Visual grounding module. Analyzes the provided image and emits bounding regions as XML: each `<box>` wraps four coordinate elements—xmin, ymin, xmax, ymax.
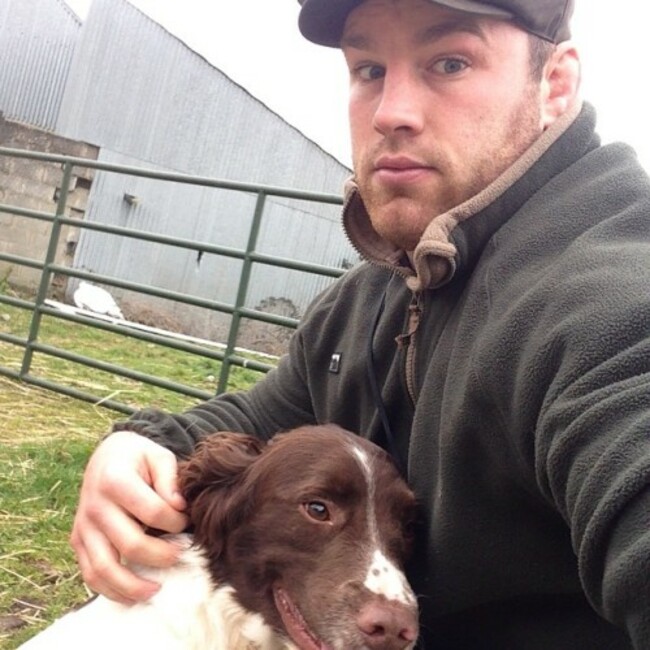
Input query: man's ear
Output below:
<box><xmin>540</xmin><ymin>41</ymin><xmax>581</xmax><ymax>128</ymax></box>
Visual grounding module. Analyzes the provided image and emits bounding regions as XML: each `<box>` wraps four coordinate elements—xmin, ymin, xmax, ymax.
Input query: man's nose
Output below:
<box><xmin>372</xmin><ymin>69</ymin><xmax>426</xmax><ymax>136</ymax></box>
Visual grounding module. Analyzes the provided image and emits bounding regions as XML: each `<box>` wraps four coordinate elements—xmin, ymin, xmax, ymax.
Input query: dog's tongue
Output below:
<box><xmin>273</xmin><ymin>586</ymin><xmax>331</xmax><ymax>650</ymax></box>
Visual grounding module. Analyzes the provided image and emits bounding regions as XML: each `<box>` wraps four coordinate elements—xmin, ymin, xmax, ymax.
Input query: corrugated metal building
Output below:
<box><xmin>56</xmin><ymin>0</ymin><xmax>348</xmax><ymax>188</ymax></box>
<box><xmin>0</xmin><ymin>0</ymin><xmax>355</xmax><ymax>343</ymax></box>
<box><xmin>0</xmin><ymin>0</ymin><xmax>80</xmax><ymax>130</ymax></box>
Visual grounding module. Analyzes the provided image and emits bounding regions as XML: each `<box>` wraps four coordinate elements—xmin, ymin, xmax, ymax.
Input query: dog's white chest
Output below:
<box><xmin>19</xmin><ymin>540</ymin><xmax>294</xmax><ymax>650</ymax></box>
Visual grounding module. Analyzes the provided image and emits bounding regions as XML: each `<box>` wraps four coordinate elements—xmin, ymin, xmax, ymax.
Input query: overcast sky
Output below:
<box><xmin>63</xmin><ymin>0</ymin><xmax>649</xmax><ymax>171</ymax></box>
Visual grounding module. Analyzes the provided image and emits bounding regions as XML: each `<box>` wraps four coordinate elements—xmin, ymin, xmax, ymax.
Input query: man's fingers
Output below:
<box><xmin>147</xmin><ymin>449</ymin><xmax>188</xmax><ymax>512</ymax></box>
<box><xmin>73</xmin><ymin>528</ymin><xmax>159</xmax><ymax>604</ymax></box>
<box><xmin>117</xmin><ymin>468</ymin><xmax>189</xmax><ymax>534</ymax></box>
<box><xmin>96</xmin><ymin>505</ymin><xmax>181</xmax><ymax>567</ymax></box>
<box><xmin>91</xmin><ymin>433</ymin><xmax>188</xmax><ymax>533</ymax></box>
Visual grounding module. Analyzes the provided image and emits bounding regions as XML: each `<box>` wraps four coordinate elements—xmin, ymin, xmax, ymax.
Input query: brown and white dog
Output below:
<box><xmin>20</xmin><ymin>424</ymin><xmax>419</xmax><ymax>650</ymax></box>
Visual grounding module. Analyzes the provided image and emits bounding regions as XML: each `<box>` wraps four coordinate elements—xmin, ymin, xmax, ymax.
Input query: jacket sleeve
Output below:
<box><xmin>532</xmin><ymin>266</ymin><xmax>650</xmax><ymax>644</ymax></box>
<box><xmin>111</xmin><ymin>296</ymin><xmax>327</xmax><ymax>458</ymax></box>
<box><xmin>491</xmin><ymin>187</ymin><xmax>650</xmax><ymax>644</ymax></box>
<box><xmin>110</xmin><ymin>261</ymin><xmax>385</xmax><ymax>458</ymax></box>
<box><xmin>475</xmin><ymin>146</ymin><xmax>650</xmax><ymax>644</ymax></box>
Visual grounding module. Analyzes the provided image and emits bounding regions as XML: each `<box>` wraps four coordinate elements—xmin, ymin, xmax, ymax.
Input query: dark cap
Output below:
<box><xmin>298</xmin><ymin>0</ymin><xmax>574</xmax><ymax>47</ymax></box>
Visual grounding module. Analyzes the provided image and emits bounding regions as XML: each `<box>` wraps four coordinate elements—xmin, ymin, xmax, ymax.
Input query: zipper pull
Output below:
<box><xmin>395</xmin><ymin>293</ymin><xmax>422</xmax><ymax>349</ymax></box>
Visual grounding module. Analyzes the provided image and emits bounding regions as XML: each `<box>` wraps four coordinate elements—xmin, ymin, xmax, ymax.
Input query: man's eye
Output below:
<box><xmin>432</xmin><ymin>58</ymin><xmax>469</xmax><ymax>75</ymax></box>
<box><xmin>303</xmin><ymin>500</ymin><xmax>330</xmax><ymax>522</ymax></box>
<box><xmin>356</xmin><ymin>64</ymin><xmax>385</xmax><ymax>81</ymax></box>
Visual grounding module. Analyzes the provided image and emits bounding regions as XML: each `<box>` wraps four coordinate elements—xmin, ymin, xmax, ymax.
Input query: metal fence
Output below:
<box><xmin>0</xmin><ymin>147</ymin><xmax>345</xmax><ymax>414</ymax></box>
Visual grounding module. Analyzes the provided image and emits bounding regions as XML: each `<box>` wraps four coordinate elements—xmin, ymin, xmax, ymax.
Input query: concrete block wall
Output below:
<box><xmin>0</xmin><ymin>114</ymin><xmax>98</xmax><ymax>294</ymax></box>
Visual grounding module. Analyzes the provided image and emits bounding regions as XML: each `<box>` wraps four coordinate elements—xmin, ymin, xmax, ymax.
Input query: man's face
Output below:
<box><xmin>342</xmin><ymin>0</ymin><xmax>545</xmax><ymax>251</ymax></box>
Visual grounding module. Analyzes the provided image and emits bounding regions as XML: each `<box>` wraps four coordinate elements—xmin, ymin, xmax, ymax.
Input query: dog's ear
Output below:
<box><xmin>178</xmin><ymin>432</ymin><xmax>265</xmax><ymax>557</ymax></box>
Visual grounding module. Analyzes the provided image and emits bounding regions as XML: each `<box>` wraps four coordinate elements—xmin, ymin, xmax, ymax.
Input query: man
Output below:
<box><xmin>71</xmin><ymin>0</ymin><xmax>650</xmax><ymax>647</ymax></box>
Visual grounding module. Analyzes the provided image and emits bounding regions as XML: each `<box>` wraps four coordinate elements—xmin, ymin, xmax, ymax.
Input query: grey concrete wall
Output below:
<box><xmin>0</xmin><ymin>114</ymin><xmax>98</xmax><ymax>293</ymax></box>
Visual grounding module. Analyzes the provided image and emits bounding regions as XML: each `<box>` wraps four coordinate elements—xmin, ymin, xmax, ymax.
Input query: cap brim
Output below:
<box><xmin>298</xmin><ymin>0</ymin><xmax>362</xmax><ymax>48</ymax></box>
<box><xmin>432</xmin><ymin>0</ymin><xmax>512</xmax><ymax>20</ymax></box>
<box><xmin>298</xmin><ymin>0</ymin><xmax>514</xmax><ymax>47</ymax></box>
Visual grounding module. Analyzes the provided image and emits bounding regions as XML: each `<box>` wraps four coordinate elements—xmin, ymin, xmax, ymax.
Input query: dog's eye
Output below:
<box><xmin>304</xmin><ymin>500</ymin><xmax>330</xmax><ymax>522</ymax></box>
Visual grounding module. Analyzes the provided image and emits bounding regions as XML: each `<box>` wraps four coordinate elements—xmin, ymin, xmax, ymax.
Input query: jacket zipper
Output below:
<box><xmin>341</xmin><ymin>189</ymin><xmax>417</xmax><ymax>281</ymax></box>
<box><xmin>396</xmin><ymin>292</ymin><xmax>423</xmax><ymax>406</ymax></box>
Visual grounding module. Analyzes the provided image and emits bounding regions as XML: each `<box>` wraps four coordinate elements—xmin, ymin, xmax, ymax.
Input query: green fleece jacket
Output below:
<box><xmin>117</xmin><ymin>102</ymin><xmax>650</xmax><ymax>649</ymax></box>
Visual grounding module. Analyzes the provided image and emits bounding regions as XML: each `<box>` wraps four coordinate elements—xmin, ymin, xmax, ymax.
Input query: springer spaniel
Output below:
<box><xmin>19</xmin><ymin>424</ymin><xmax>419</xmax><ymax>650</ymax></box>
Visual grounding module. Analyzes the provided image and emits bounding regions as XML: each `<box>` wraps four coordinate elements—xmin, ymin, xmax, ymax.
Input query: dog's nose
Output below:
<box><xmin>356</xmin><ymin>600</ymin><xmax>419</xmax><ymax>649</ymax></box>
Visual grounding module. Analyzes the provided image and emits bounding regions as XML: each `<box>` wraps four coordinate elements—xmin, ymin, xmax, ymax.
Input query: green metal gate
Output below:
<box><xmin>0</xmin><ymin>147</ymin><xmax>345</xmax><ymax>414</ymax></box>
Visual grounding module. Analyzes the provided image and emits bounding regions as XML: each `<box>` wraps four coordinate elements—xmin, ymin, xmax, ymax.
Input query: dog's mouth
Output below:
<box><xmin>273</xmin><ymin>585</ymin><xmax>331</xmax><ymax>650</ymax></box>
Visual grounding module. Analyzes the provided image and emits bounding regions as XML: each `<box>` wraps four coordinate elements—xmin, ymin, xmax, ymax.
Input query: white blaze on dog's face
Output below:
<box><xmin>365</xmin><ymin>549</ymin><xmax>416</xmax><ymax>603</ymax></box>
<box><xmin>182</xmin><ymin>424</ymin><xmax>419</xmax><ymax>650</ymax></box>
<box><xmin>351</xmin><ymin>444</ymin><xmax>418</xmax><ymax>609</ymax></box>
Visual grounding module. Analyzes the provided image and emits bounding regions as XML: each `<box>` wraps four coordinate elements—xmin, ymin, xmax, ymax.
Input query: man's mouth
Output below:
<box><xmin>373</xmin><ymin>156</ymin><xmax>434</xmax><ymax>184</ymax></box>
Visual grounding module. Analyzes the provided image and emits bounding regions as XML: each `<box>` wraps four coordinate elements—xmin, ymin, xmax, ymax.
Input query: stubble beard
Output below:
<box><xmin>354</xmin><ymin>85</ymin><xmax>543</xmax><ymax>252</ymax></box>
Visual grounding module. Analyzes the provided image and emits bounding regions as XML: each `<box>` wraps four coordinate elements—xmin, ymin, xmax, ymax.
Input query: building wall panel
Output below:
<box><xmin>0</xmin><ymin>0</ymin><xmax>80</xmax><ymax>130</ymax></box>
<box><xmin>56</xmin><ymin>0</ymin><xmax>349</xmax><ymax>193</ymax></box>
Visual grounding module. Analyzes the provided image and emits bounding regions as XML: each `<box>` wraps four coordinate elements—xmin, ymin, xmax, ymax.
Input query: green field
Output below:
<box><xmin>0</xmin><ymin>301</ymin><xmax>269</xmax><ymax>648</ymax></box>
<box><xmin>0</xmin><ymin>301</ymin><xmax>269</xmax><ymax>412</ymax></box>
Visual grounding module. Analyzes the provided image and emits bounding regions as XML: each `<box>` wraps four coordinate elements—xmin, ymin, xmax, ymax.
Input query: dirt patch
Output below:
<box><xmin>237</xmin><ymin>297</ymin><xmax>298</xmax><ymax>356</ymax></box>
<box><xmin>0</xmin><ymin>596</ymin><xmax>46</xmax><ymax>634</ymax></box>
<box><xmin>119</xmin><ymin>302</ymin><xmax>184</xmax><ymax>333</ymax></box>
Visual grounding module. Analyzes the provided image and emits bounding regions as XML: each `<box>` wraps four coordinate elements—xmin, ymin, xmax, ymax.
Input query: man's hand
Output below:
<box><xmin>70</xmin><ymin>431</ymin><xmax>189</xmax><ymax>604</ymax></box>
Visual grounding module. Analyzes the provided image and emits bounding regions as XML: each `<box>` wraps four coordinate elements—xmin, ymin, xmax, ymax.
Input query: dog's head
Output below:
<box><xmin>178</xmin><ymin>424</ymin><xmax>419</xmax><ymax>650</ymax></box>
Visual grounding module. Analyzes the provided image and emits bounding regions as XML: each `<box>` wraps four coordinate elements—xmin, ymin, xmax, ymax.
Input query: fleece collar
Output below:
<box><xmin>342</xmin><ymin>100</ymin><xmax>583</xmax><ymax>292</ymax></box>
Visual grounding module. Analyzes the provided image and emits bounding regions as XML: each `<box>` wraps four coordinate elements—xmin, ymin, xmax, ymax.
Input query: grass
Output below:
<box><xmin>0</xmin><ymin>379</ymin><xmax>112</xmax><ymax>648</ymax></box>
<box><xmin>0</xmin><ymin>297</ymin><xmax>273</xmax><ymax>648</ymax></box>
<box><xmin>1</xmin><ymin>301</ymin><xmax>271</xmax><ymax>411</ymax></box>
